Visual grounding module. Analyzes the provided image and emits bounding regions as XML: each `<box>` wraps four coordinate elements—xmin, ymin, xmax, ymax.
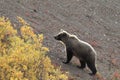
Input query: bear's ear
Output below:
<box><xmin>60</xmin><ymin>29</ymin><xmax>65</xmax><ymax>32</ymax></box>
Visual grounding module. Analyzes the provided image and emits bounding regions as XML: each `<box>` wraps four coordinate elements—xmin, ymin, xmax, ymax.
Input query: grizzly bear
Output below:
<box><xmin>54</xmin><ymin>29</ymin><xmax>97</xmax><ymax>75</ymax></box>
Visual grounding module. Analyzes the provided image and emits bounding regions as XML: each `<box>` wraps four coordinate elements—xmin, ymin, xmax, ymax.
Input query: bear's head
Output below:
<box><xmin>54</xmin><ymin>29</ymin><xmax>69</xmax><ymax>42</ymax></box>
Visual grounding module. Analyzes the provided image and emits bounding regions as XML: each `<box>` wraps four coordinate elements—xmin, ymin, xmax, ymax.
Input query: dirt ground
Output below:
<box><xmin>0</xmin><ymin>0</ymin><xmax>120</xmax><ymax>80</ymax></box>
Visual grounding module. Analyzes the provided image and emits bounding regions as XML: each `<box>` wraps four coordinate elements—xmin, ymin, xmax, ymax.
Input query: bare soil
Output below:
<box><xmin>0</xmin><ymin>0</ymin><xmax>120</xmax><ymax>80</ymax></box>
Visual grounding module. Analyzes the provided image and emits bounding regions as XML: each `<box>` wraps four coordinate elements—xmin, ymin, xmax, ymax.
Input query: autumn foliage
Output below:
<box><xmin>0</xmin><ymin>17</ymin><xmax>68</xmax><ymax>80</ymax></box>
<box><xmin>111</xmin><ymin>71</ymin><xmax>120</xmax><ymax>80</ymax></box>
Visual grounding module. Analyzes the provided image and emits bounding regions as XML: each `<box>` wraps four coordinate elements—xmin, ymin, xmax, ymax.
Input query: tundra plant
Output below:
<box><xmin>0</xmin><ymin>17</ymin><xmax>68</xmax><ymax>80</ymax></box>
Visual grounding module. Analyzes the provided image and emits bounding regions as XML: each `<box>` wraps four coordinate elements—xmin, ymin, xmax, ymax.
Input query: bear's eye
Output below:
<box><xmin>61</xmin><ymin>33</ymin><xmax>67</xmax><ymax>37</ymax></box>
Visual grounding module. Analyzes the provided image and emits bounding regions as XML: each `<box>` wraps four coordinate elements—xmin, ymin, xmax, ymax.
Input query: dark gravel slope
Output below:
<box><xmin>0</xmin><ymin>0</ymin><xmax>120</xmax><ymax>80</ymax></box>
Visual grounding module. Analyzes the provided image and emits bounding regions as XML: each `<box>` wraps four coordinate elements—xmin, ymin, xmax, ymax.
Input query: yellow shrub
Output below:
<box><xmin>0</xmin><ymin>17</ymin><xmax>68</xmax><ymax>80</ymax></box>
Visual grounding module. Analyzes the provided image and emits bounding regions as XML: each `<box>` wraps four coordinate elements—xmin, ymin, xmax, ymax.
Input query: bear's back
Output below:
<box><xmin>69</xmin><ymin>35</ymin><xmax>96</xmax><ymax>56</ymax></box>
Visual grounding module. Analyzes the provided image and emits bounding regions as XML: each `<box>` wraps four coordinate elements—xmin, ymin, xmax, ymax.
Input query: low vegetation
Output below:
<box><xmin>0</xmin><ymin>17</ymin><xmax>68</xmax><ymax>80</ymax></box>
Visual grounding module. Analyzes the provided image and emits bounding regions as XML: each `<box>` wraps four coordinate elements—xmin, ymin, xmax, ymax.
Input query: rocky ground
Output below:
<box><xmin>0</xmin><ymin>0</ymin><xmax>120</xmax><ymax>80</ymax></box>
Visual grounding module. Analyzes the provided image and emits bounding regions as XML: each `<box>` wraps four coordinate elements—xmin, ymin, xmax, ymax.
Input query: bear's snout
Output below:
<box><xmin>54</xmin><ymin>35</ymin><xmax>61</xmax><ymax>40</ymax></box>
<box><xmin>54</xmin><ymin>36</ymin><xmax>58</xmax><ymax>40</ymax></box>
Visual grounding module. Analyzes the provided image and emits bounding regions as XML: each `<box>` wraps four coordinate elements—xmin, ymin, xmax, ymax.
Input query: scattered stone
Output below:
<box><xmin>33</xmin><ymin>9</ymin><xmax>37</xmax><ymax>12</ymax></box>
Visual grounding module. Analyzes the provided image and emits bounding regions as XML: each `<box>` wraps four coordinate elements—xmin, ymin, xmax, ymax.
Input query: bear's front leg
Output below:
<box><xmin>77</xmin><ymin>60</ymin><xmax>86</xmax><ymax>69</ymax></box>
<box><xmin>63</xmin><ymin>48</ymin><xmax>73</xmax><ymax>64</ymax></box>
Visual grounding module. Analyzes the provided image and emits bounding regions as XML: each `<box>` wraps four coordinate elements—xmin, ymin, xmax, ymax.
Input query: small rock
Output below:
<box><xmin>107</xmin><ymin>38</ymin><xmax>110</xmax><ymax>41</ymax></box>
<box><xmin>103</xmin><ymin>34</ymin><xmax>106</xmax><ymax>37</ymax></box>
<box><xmin>33</xmin><ymin>9</ymin><xmax>37</xmax><ymax>12</ymax></box>
<box><xmin>115</xmin><ymin>21</ymin><xmax>118</xmax><ymax>24</ymax></box>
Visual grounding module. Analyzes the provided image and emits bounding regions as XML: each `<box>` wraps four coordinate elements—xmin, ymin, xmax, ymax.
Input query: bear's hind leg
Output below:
<box><xmin>77</xmin><ymin>60</ymin><xmax>86</xmax><ymax>69</ymax></box>
<box><xmin>86</xmin><ymin>61</ymin><xmax>97</xmax><ymax>75</ymax></box>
